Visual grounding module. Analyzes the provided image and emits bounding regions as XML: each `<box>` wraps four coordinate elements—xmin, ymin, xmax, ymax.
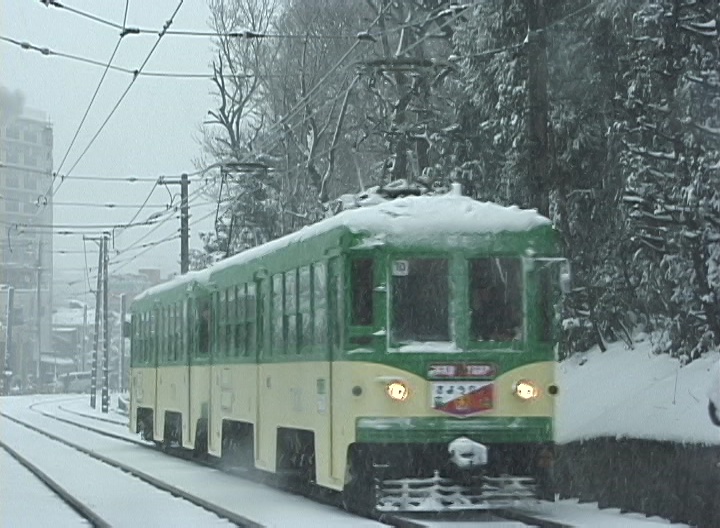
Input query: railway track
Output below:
<box><xmin>0</xmin><ymin>397</ymin><xmax>379</xmax><ymax>527</ymax></box>
<box><xmin>6</xmin><ymin>396</ymin><xmax>572</xmax><ymax>527</ymax></box>
<box><xmin>0</xmin><ymin>441</ymin><xmax>104</xmax><ymax>527</ymax></box>
<box><xmin>0</xmin><ymin>412</ymin><xmax>241</xmax><ymax>527</ymax></box>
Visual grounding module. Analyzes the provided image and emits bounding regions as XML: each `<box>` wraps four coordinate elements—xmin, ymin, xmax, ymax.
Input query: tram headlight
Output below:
<box><xmin>514</xmin><ymin>380</ymin><xmax>539</xmax><ymax>400</ymax></box>
<box><xmin>386</xmin><ymin>381</ymin><xmax>409</xmax><ymax>401</ymax></box>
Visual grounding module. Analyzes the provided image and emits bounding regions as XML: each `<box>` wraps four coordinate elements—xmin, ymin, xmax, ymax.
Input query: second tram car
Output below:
<box><xmin>129</xmin><ymin>187</ymin><xmax>568</xmax><ymax>511</ymax></box>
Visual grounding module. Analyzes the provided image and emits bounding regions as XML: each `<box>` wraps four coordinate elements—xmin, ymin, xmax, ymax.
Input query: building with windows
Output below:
<box><xmin>0</xmin><ymin>108</ymin><xmax>54</xmax><ymax>391</ymax></box>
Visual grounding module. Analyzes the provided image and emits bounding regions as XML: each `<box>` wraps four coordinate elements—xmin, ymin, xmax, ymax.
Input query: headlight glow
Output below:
<box><xmin>514</xmin><ymin>380</ymin><xmax>539</xmax><ymax>400</ymax></box>
<box><xmin>386</xmin><ymin>381</ymin><xmax>409</xmax><ymax>401</ymax></box>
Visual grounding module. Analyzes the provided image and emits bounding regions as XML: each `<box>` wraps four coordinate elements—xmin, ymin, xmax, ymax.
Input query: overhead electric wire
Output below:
<box><xmin>41</xmin><ymin>0</ymin><xmax>126</xmax><ymax>31</ymax></box>
<box><xmin>41</xmin><ymin>3</ymin><xmax>429</xmax><ymax>273</ymax></box>
<box><xmin>116</xmin><ymin>180</ymin><xmax>159</xmax><ymax>235</ymax></box>
<box><xmin>38</xmin><ymin>0</ymin><xmax>395</xmax><ymax>40</ymax></box>
<box><xmin>0</xmin><ymin>36</ymin><xmax>303</xmax><ymax>79</ymax></box>
<box><xmin>1</xmin><ymin>218</ymin><xmax>164</xmax><ymax>230</ymax></box>
<box><xmin>52</xmin><ymin>0</ymin><xmax>131</xmax><ymax>181</ymax></box>
<box><xmin>47</xmin><ymin>0</ymin><xmax>185</xmax><ymax>202</ymax></box>
<box><xmin>111</xmin><ymin>6</ymin><xmax>394</xmax><ymax>271</ymax></box>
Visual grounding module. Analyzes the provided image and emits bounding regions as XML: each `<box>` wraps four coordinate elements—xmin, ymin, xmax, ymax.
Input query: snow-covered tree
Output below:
<box><xmin>620</xmin><ymin>0</ymin><xmax>720</xmax><ymax>361</ymax></box>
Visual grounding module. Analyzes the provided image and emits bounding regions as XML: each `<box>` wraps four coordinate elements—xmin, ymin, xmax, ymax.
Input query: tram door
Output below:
<box><xmin>325</xmin><ymin>256</ymin><xmax>342</xmax><ymax>482</ymax></box>
<box><xmin>187</xmin><ymin>296</ymin><xmax>212</xmax><ymax>449</ymax></box>
<box><xmin>254</xmin><ymin>274</ymin><xmax>267</xmax><ymax>468</ymax></box>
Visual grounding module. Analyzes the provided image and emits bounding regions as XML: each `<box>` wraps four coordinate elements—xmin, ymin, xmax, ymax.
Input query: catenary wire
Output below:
<box><xmin>47</xmin><ymin>0</ymin><xmax>185</xmax><ymax>202</ymax></box>
<box><xmin>52</xmin><ymin>1</ymin><xmax>131</xmax><ymax>179</ymax></box>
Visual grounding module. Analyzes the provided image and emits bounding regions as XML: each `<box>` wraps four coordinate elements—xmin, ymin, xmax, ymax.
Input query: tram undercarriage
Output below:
<box><xmin>344</xmin><ymin>437</ymin><xmax>555</xmax><ymax>512</ymax></box>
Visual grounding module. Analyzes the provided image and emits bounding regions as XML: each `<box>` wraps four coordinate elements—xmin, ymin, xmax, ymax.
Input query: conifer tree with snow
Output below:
<box><xmin>620</xmin><ymin>0</ymin><xmax>720</xmax><ymax>362</ymax></box>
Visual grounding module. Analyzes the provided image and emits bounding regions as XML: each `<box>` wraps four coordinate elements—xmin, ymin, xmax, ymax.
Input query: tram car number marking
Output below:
<box><xmin>431</xmin><ymin>381</ymin><xmax>494</xmax><ymax>416</ymax></box>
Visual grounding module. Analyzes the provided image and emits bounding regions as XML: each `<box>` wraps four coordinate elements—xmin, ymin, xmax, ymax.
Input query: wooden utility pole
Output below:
<box><xmin>119</xmin><ymin>293</ymin><xmax>126</xmax><ymax>392</ymax></box>
<box><xmin>101</xmin><ymin>234</ymin><xmax>110</xmax><ymax>413</ymax></box>
<box><xmin>158</xmin><ymin>174</ymin><xmax>190</xmax><ymax>274</ymax></box>
<box><xmin>87</xmin><ymin>235</ymin><xmax>104</xmax><ymax>409</ymax></box>
<box><xmin>3</xmin><ymin>287</ymin><xmax>14</xmax><ymax>395</ymax></box>
<box><xmin>36</xmin><ymin>240</ymin><xmax>42</xmax><ymax>384</ymax></box>
<box><xmin>81</xmin><ymin>303</ymin><xmax>87</xmax><ymax>372</ymax></box>
<box><xmin>525</xmin><ymin>0</ymin><xmax>550</xmax><ymax>217</ymax></box>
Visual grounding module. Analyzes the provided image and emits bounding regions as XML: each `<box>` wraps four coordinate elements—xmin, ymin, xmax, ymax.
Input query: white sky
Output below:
<box><xmin>2</xmin><ymin>1</ymin><xmax>220</xmax><ymax>296</ymax></box>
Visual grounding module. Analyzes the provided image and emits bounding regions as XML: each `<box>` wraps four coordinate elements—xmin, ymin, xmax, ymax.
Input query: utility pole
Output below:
<box><xmin>81</xmin><ymin>303</ymin><xmax>88</xmax><ymax>372</ymax></box>
<box><xmin>158</xmin><ymin>174</ymin><xmax>190</xmax><ymax>274</ymax></box>
<box><xmin>119</xmin><ymin>293</ymin><xmax>126</xmax><ymax>393</ymax></box>
<box><xmin>525</xmin><ymin>0</ymin><xmax>550</xmax><ymax>217</ymax></box>
<box><xmin>4</xmin><ymin>287</ymin><xmax>14</xmax><ymax>395</ymax></box>
<box><xmin>102</xmin><ymin>234</ymin><xmax>110</xmax><ymax>413</ymax></box>
<box><xmin>87</xmin><ymin>235</ymin><xmax>104</xmax><ymax>409</ymax></box>
<box><xmin>36</xmin><ymin>240</ymin><xmax>42</xmax><ymax>386</ymax></box>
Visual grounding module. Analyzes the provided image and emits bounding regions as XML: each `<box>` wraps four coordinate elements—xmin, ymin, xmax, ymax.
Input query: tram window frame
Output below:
<box><xmin>144</xmin><ymin>312</ymin><xmax>149</xmax><ymax>364</ymax></box>
<box><xmin>197</xmin><ymin>299</ymin><xmax>212</xmax><ymax>357</ymax></box>
<box><xmin>298</xmin><ymin>265</ymin><xmax>313</xmax><ymax>352</ymax></box>
<box><xmin>350</xmin><ymin>258</ymin><xmax>374</xmax><ymax>326</ymax></box>
<box><xmin>272</xmin><ymin>274</ymin><xmax>285</xmax><ymax>356</ymax></box>
<box><xmin>158</xmin><ymin>308</ymin><xmax>165</xmax><ymax>362</ymax></box>
<box><xmin>150</xmin><ymin>310</ymin><xmax>157</xmax><ymax>363</ymax></box>
<box><xmin>313</xmin><ymin>262</ymin><xmax>328</xmax><ymax>347</ymax></box>
<box><xmin>226</xmin><ymin>286</ymin><xmax>236</xmax><ymax>356</ymax></box>
<box><xmin>246</xmin><ymin>283</ymin><xmax>257</xmax><ymax>357</ymax></box>
<box><xmin>173</xmin><ymin>303</ymin><xmax>180</xmax><ymax>361</ymax></box>
<box><xmin>218</xmin><ymin>290</ymin><xmax>227</xmax><ymax>357</ymax></box>
<box><xmin>390</xmin><ymin>258</ymin><xmax>450</xmax><ymax>344</ymax></box>
<box><xmin>285</xmin><ymin>269</ymin><xmax>298</xmax><ymax>355</ymax></box>
<box><xmin>468</xmin><ymin>257</ymin><xmax>523</xmax><ymax>343</ymax></box>
<box><xmin>235</xmin><ymin>284</ymin><xmax>246</xmax><ymax>357</ymax></box>
<box><xmin>176</xmin><ymin>303</ymin><xmax>183</xmax><ymax>360</ymax></box>
<box><xmin>166</xmin><ymin>306</ymin><xmax>172</xmax><ymax>362</ymax></box>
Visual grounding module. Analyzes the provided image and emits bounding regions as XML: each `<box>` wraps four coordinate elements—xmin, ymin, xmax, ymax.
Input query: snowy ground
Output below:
<box><xmin>2</xmin><ymin>342</ymin><xmax>717</xmax><ymax>527</ymax></box>
<box><xmin>556</xmin><ymin>338</ymin><xmax>720</xmax><ymax>445</ymax></box>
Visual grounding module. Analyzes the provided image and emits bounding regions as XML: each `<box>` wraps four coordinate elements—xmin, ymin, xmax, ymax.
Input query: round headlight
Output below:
<box><xmin>386</xmin><ymin>381</ymin><xmax>409</xmax><ymax>401</ymax></box>
<box><xmin>514</xmin><ymin>380</ymin><xmax>539</xmax><ymax>400</ymax></box>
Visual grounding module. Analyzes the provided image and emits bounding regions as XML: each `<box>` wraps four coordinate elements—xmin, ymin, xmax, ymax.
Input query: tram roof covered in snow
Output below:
<box><xmin>133</xmin><ymin>190</ymin><xmax>552</xmax><ymax>305</ymax></box>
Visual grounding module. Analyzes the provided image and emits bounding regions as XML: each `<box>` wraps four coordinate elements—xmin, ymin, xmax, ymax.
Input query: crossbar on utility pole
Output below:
<box><xmin>158</xmin><ymin>174</ymin><xmax>190</xmax><ymax>274</ymax></box>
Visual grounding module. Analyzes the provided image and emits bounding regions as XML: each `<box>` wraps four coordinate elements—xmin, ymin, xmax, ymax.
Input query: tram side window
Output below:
<box><xmin>171</xmin><ymin>305</ymin><xmax>177</xmax><ymax>360</ymax></box>
<box><xmin>218</xmin><ymin>290</ymin><xmax>227</xmax><ymax>357</ymax></box>
<box><xmin>392</xmin><ymin>259</ymin><xmax>449</xmax><ymax>343</ymax></box>
<box><xmin>272</xmin><ymin>274</ymin><xmax>284</xmax><ymax>355</ymax></box>
<box><xmin>158</xmin><ymin>309</ymin><xmax>165</xmax><ymax>362</ymax></box>
<box><xmin>144</xmin><ymin>312</ymin><xmax>151</xmax><ymax>364</ymax></box>
<box><xmin>235</xmin><ymin>285</ymin><xmax>246</xmax><ymax>357</ymax></box>
<box><xmin>285</xmin><ymin>270</ymin><xmax>298</xmax><ymax>355</ymax></box>
<box><xmin>198</xmin><ymin>300</ymin><xmax>211</xmax><ymax>356</ymax></box>
<box><xmin>184</xmin><ymin>300</ymin><xmax>192</xmax><ymax>357</ymax></box>
<box><xmin>150</xmin><ymin>311</ymin><xmax>157</xmax><ymax>362</ymax></box>
<box><xmin>132</xmin><ymin>315</ymin><xmax>142</xmax><ymax>363</ymax></box>
<box><xmin>139</xmin><ymin>314</ymin><xmax>145</xmax><ymax>364</ymax></box>
<box><xmin>166</xmin><ymin>307</ymin><xmax>172</xmax><ymax>361</ymax></box>
<box><xmin>351</xmin><ymin>259</ymin><xmax>374</xmax><ymax>326</ymax></box>
<box><xmin>538</xmin><ymin>265</ymin><xmax>554</xmax><ymax>343</ymax></box>
<box><xmin>298</xmin><ymin>266</ymin><xmax>312</xmax><ymax>351</ymax></box>
<box><xmin>469</xmin><ymin>258</ymin><xmax>523</xmax><ymax>342</ymax></box>
<box><xmin>246</xmin><ymin>283</ymin><xmax>257</xmax><ymax>356</ymax></box>
<box><xmin>226</xmin><ymin>287</ymin><xmax>236</xmax><ymax>356</ymax></box>
<box><xmin>175</xmin><ymin>303</ymin><xmax>182</xmax><ymax>361</ymax></box>
<box><xmin>314</xmin><ymin>262</ymin><xmax>327</xmax><ymax>347</ymax></box>
<box><xmin>165</xmin><ymin>307</ymin><xmax>171</xmax><ymax>362</ymax></box>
